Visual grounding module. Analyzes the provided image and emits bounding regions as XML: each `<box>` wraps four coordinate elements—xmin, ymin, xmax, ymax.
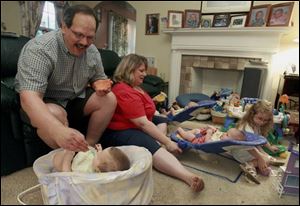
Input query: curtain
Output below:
<box><xmin>19</xmin><ymin>1</ymin><xmax>45</xmax><ymax>38</ymax></box>
<box><xmin>53</xmin><ymin>1</ymin><xmax>70</xmax><ymax>28</ymax></box>
<box><xmin>110</xmin><ymin>12</ymin><xmax>128</xmax><ymax>57</ymax></box>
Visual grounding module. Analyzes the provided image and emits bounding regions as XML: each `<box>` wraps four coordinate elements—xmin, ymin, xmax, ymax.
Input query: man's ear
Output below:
<box><xmin>61</xmin><ymin>22</ymin><xmax>67</xmax><ymax>34</ymax></box>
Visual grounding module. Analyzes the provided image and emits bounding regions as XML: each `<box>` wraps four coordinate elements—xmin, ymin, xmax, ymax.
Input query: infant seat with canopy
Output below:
<box><xmin>18</xmin><ymin>146</ymin><xmax>153</xmax><ymax>205</ymax></box>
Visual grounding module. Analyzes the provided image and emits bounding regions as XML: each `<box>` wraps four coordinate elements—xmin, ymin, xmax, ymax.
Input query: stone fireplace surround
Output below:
<box><xmin>163</xmin><ymin>27</ymin><xmax>291</xmax><ymax>105</ymax></box>
<box><xmin>180</xmin><ymin>55</ymin><xmax>260</xmax><ymax>96</ymax></box>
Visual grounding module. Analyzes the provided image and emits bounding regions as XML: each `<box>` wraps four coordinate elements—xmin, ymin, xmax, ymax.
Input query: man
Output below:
<box><xmin>15</xmin><ymin>5</ymin><xmax>116</xmax><ymax>152</ymax></box>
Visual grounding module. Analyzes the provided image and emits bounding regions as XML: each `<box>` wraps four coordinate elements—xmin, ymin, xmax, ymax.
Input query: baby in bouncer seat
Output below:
<box><xmin>177</xmin><ymin>126</ymin><xmax>246</xmax><ymax>144</ymax></box>
<box><xmin>53</xmin><ymin>144</ymin><xmax>130</xmax><ymax>173</ymax></box>
<box><xmin>159</xmin><ymin>101</ymin><xmax>200</xmax><ymax>117</ymax></box>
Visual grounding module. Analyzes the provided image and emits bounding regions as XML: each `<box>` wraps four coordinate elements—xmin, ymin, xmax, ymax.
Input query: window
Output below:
<box><xmin>36</xmin><ymin>1</ymin><xmax>57</xmax><ymax>36</ymax></box>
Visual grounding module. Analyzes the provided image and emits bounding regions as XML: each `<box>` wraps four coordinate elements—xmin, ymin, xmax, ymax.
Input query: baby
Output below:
<box><xmin>53</xmin><ymin>144</ymin><xmax>130</xmax><ymax>173</ymax></box>
<box><xmin>177</xmin><ymin>126</ymin><xmax>245</xmax><ymax>144</ymax></box>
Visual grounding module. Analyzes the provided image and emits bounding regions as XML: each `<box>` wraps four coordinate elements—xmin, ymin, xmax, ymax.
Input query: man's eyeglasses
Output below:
<box><xmin>69</xmin><ymin>28</ymin><xmax>95</xmax><ymax>42</ymax></box>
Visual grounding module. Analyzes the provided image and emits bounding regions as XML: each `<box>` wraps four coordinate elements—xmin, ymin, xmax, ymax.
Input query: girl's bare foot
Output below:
<box><xmin>189</xmin><ymin>176</ymin><xmax>205</xmax><ymax>192</ymax></box>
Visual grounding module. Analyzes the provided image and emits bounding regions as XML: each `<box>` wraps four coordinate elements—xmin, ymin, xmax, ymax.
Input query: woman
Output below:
<box><xmin>101</xmin><ymin>54</ymin><xmax>204</xmax><ymax>192</ymax></box>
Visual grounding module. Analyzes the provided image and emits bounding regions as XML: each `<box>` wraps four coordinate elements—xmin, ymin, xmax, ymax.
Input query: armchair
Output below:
<box><xmin>1</xmin><ymin>34</ymin><xmax>166</xmax><ymax>176</ymax></box>
<box><xmin>1</xmin><ymin>34</ymin><xmax>31</xmax><ymax>175</ymax></box>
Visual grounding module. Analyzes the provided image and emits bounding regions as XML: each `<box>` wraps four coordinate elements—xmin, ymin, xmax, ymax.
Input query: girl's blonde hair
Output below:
<box><xmin>237</xmin><ymin>100</ymin><xmax>273</xmax><ymax>137</ymax></box>
<box><xmin>113</xmin><ymin>54</ymin><xmax>148</xmax><ymax>86</ymax></box>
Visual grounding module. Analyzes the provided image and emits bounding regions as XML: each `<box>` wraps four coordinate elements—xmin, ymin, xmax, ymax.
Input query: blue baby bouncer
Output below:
<box><xmin>170</xmin><ymin>130</ymin><xmax>267</xmax><ymax>153</ymax></box>
<box><xmin>167</xmin><ymin>100</ymin><xmax>216</xmax><ymax>122</ymax></box>
<box><xmin>170</xmin><ymin>129</ymin><xmax>267</xmax><ymax>183</ymax></box>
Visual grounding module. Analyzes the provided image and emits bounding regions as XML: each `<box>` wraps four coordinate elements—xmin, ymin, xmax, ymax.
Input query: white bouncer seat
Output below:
<box><xmin>33</xmin><ymin>145</ymin><xmax>153</xmax><ymax>205</ymax></box>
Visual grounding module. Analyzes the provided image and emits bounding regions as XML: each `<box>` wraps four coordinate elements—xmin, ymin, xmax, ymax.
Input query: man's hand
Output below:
<box><xmin>92</xmin><ymin>79</ymin><xmax>113</xmax><ymax>96</ymax></box>
<box><xmin>95</xmin><ymin>143</ymin><xmax>103</xmax><ymax>152</ymax></box>
<box><xmin>56</xmin><ymin>127</ymin><xmax>89</xmax><ymax>152</ymax></box>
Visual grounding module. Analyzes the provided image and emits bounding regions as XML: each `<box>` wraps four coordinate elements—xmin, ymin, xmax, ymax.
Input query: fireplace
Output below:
<box><xmin>180</xmin><ymin>55</ymin><xmax>262</xmax><ymax>96</ymax></box>
<box><xmin>163</xmin><ymin>27</ymin><xmax>290</xmax><ymax>105</ymax></box>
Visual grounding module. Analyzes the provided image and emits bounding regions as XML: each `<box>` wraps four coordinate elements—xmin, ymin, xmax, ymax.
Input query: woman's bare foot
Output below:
<box><xmin>188</xmin><ymin>176</ymin><xmax>205</xmax><ymax>192</ymax></box>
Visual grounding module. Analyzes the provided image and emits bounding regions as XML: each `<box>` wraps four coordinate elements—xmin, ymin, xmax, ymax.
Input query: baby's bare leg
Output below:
<box><xmin>53</xmin><ymin>150</ymin><xmax>75</xmax><ymax>172</ymax></box>
<box><xmin>204</xmin><ymin>128</ymin><xmax>214</xmax><ymax>142</ymax></box>
<box><xmin>177</xmin><ymin>127</ymin><xmax>197</xmax><ymax>141</ymax></box>
<box><xmin>53</xmin><ymin>151</ymin><xmax>66</xmax><ymax>172</ymax></box>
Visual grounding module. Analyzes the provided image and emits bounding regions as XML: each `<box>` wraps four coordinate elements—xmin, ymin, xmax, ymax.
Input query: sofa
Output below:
<box><xmin>1</xmin><ymin>33</ymin><xmax>165</xmax><ymax>176</ymax></box>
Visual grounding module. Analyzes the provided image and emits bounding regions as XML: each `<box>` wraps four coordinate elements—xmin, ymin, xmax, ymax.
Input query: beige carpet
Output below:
<box><xmin>1</xmin><ymin>120</ymin><xmax>299</xmax><ymax>205</ymax></box>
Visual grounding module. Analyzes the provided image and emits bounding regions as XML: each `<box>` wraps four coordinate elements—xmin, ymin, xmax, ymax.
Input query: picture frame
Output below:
<box><xmin>200</xmin><ymin>15</ymin><xmax>214</xmax><ymax>28</ymax></box>
<box><xmin>247</xmin><ymin>4</ymin><xmax>271</xmax><ymax>27</ymax></box>
<box><xmin>145</xmin><ymin>13</ymin><xmax>159</xmax><ymax>35</ymax></box>
<box><xmin>267</xmin><ymin>2</ymin><xmax>294</xmax><ymax>27</ymax></box>
<box><xmin>184</xmin><ymin>10</ymin><xmax>201</xmax><ymax>28</ymax></box>
<box><xmin>168</xmin><ymin>10</ymin><xmax>184</xmax><ymax>28</ymax></box>
<box><xmin>229</xmin><ymin>15</ymin><xmax>247</xmax><ymax>28</ymax></box>
<box><xmin>202</xmin><ymin>1</ymin><xmax>252</xmax><ymax>14</ymax></box>
<box><xmin>212</xmin><ymin>13</ymin><xmax>230</xmax><ymax>27</ymax></box>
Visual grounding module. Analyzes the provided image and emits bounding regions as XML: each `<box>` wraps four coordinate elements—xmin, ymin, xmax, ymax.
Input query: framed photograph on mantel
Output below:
<box><xmin>230</xmin><ymin>15</ymin><xmax>247</xmax><ymax>28</ymax></box>
<box><xmin>213</xmin><ymin>13</ymin><xmax>230</xmax><ymax>27</ymax></box>
<box><xmin>247</xmin><ymin>4</ymin><xmax>271</xmax><ymax>27</ymax></box>
<box><xmin>202</xmin><ymin>1</ymin><xmax>252</xmax><ymax>14</ymax></box>
<box><xmin>184</xmin><ymin>10</ymin><xmax>201</xmax><ymax>28</ymax></box>
<box><xmin>200</xmin><ymin>15</ymin><xmax>214</xmax><ymax>28</ymax></box>
<box><xmin>267</xmin><ymin>2</ymin><xmax>294</xmax><ymax>27</ymax></box>
<box><xmin>168</xmin><ymin>10</ymin><xmax>184</xmax><ymax>28</ymax></box>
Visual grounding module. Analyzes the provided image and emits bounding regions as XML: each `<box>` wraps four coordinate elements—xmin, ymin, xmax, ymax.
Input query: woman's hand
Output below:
<box><xmin>165</xmin><ymin>141</ymin><xmax>182</xmax><ymax>156</ymax></box>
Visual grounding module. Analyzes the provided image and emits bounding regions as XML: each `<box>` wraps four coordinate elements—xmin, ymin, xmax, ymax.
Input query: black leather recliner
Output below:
<box><xmin>1</xmin><ymin>34</ymin><xmax>31</xmax><ymax>175</ymax></box>
<box><xmin>1</xmin><ymin>34</ymin><xmax>166</xmax><ymax>176</ymax></box>
<box><xmin>1</xmin><ymin>35</ymin><xmax>124</xmax><ymax>175</ymax></box>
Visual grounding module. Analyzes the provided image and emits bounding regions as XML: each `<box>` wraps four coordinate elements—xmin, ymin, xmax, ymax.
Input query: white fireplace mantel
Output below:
<box><xmin>163</xmin><ymin>27</ymin><xmax>291</xmax><ymax>104</ymax></box>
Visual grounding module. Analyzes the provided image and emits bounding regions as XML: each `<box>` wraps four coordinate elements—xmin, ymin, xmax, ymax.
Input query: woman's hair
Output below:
<box><xmin>63</xmin><ymin>4</ymin><xmax>99</xmax><ymax>31</ymax></box>
<box><xmin>97</xmin><ymin>147</ymin><xmax>130</xmax><ymax>172</ymax></box>
<box><xmin>237</xmin><ymin>100</ymin><xmax>273</xmax><ymax>136</ymax></box>
<box><xmin>113</xmin><ymin>54</ymin><xmax>148</xmax><ymax>86</ymax></box>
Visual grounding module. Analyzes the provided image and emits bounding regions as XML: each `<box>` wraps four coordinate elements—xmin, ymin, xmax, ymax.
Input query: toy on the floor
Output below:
<box><xmin>264</xmin><ymin>131</ymin><xmax>288</xmax><ymax>158</ymax></box>
<box><xmin>273</xmin><ymin>142</ymin><xmax>299</xmax><ymax>197</ymax></box>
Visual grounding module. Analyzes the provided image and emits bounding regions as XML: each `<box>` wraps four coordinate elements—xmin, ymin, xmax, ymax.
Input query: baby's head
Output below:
<box><xmin>221</xmin><ymin>128</ymin><xmax>245</xmax><ymax>141</ymax></box>
<box><xmin>93</xmin><ymin>145</ymin><xmax>130</xmax><ymax>172</ymax></box>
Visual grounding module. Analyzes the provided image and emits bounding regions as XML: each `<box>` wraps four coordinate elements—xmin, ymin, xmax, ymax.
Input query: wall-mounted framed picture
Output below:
<box><xmin>202</xmin><ymin>1</ymin><xmax>252</xmax><ymax>13</ymax></box>
<box><xmin>212</xmin><ymin>13</ymin><xmax>230</xmax><ymax>27</ymax></box>
<box><xmin>168</xmin><ymin>10</ymin><xmax>183</xmax><ymax>28</ymax></box>
<box><xmin>247</xmin><ymin>4</ymin><xmax>271</xmax><ymax>27</ymax></box>
<box><xmin>184</xmin><ymin>10</ymin><xmax>201</xmax><ymax>28</ymax></box>
<box><xmin>145</xmin><ymin>13</ymin><xmax>159</xmax><ymax>35</ymax></box>
<box><xmin>229</xmin><ymin>15</ymin><xmax>247</xmax><ymax>28</ymax></box>
<box><xmin>267</xmin><ymin>2</ymin><xmax>294</xmax><ymax>27</ymax></box>
<box><xmin>200</xmin><ymin>15</ymin><xmax>214</xmax><ymax>28</ymax></box>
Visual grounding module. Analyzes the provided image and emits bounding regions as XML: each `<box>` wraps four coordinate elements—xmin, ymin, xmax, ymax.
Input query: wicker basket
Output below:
<box><xmin>211</xmin><ymin>110</ymin><xmax>227</xmax><ymax>124</ymax></box>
